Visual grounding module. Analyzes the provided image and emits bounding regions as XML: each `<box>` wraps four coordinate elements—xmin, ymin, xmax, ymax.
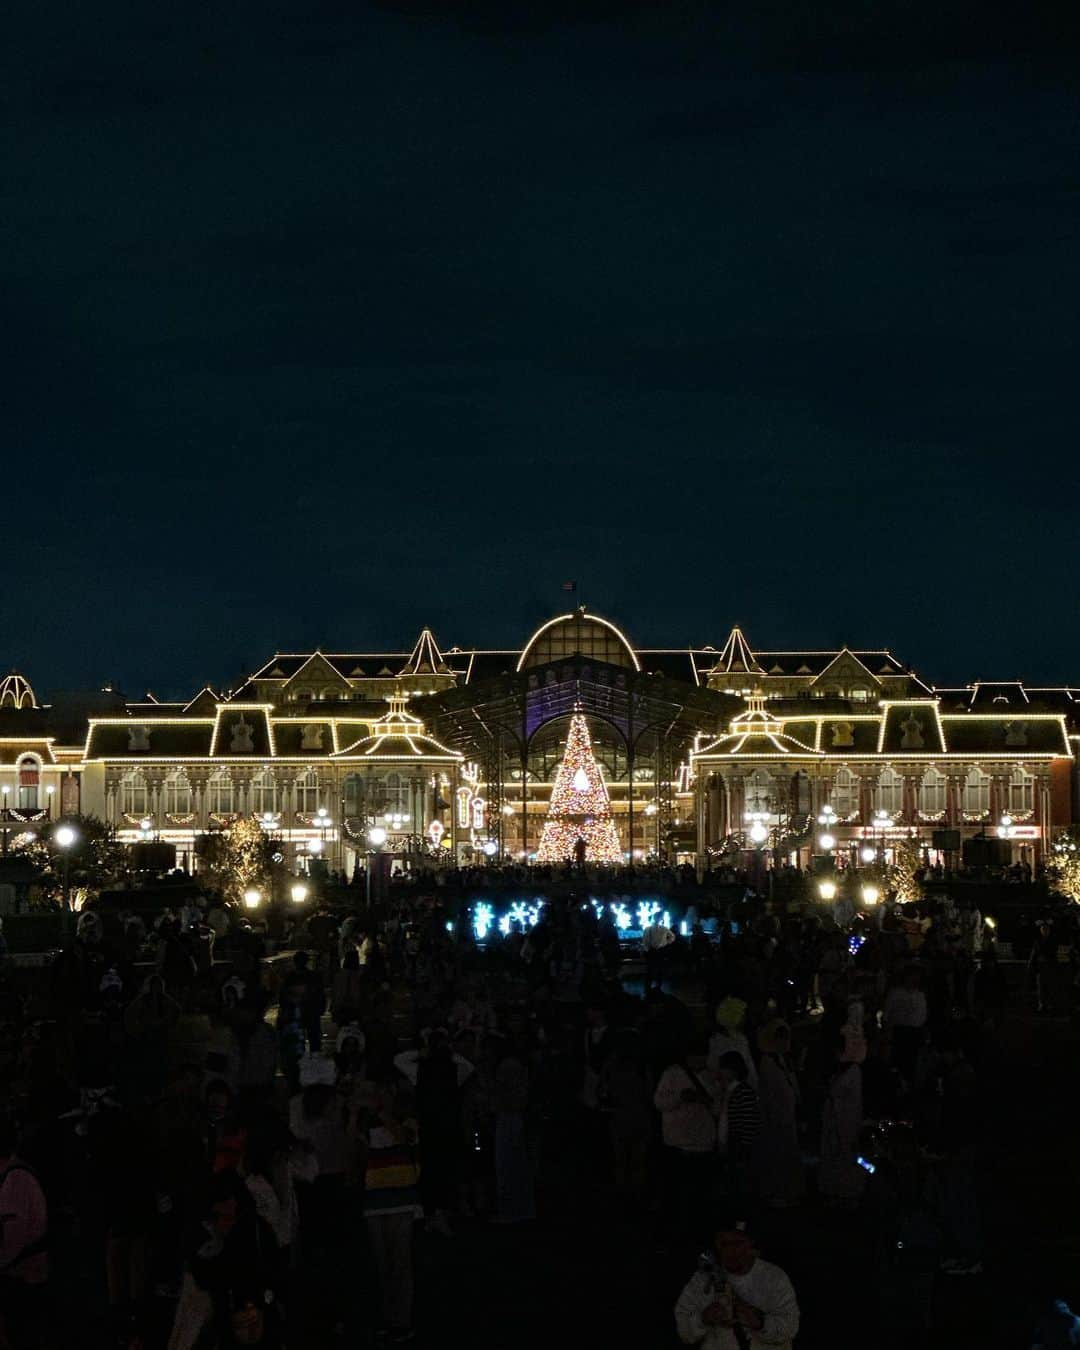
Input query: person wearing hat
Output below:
<box><xmin>756</xmin><ymin>1020</ymin><xmax>805</xmax><ymax>1209</ymax></box>
<box><xmin>675</xmin><ymin>1220</ymin><xmax>799</xmax><ymax>1349</ymax></box>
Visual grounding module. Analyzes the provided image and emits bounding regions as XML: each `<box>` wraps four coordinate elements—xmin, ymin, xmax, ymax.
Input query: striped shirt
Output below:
<box><xmin>364</xmin><ymin>1124</ymin><xmax>421</xmax><ymax>1218</ymax></box>
<box><xmin>726</xmin><ymin>1082</ymin><xmax>762</xmax><ymax>1149</ymax></box>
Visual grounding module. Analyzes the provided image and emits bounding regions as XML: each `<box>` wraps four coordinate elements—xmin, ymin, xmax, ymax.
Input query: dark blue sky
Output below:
<box><xmin>4</xmin><ymin>0</ymin><xmax>1080</xmax><ymax>698</ymax></box>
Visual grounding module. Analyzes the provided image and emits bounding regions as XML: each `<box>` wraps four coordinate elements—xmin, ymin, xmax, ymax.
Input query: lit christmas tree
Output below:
<box><xmin>536</xmin><ymin>712</ymin><xmax>623</xmax><ymax>864</ymax></box>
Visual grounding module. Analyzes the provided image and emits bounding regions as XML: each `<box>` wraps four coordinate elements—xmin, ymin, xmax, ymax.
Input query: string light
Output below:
<box><xmin>536</xmin><ymin>713</ymin><xmax>622</xmax><ymax>864</ymax></box>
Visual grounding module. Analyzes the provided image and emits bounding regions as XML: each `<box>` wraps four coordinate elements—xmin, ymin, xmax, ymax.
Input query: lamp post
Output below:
<box><xmin>290</xmin><ymin>882</ymin><xmax>308</xmax><ymax>905</ymax></box>
<box><xmin>817</xmin><ymin>878</ymin><xmax>837</xmax><ymax>903</ymax></box>
<box><xmin>1</xmin><ymin>785</ymin><xmax>8</xmax><ymax>857</ymax></box>
<box><xmin>55</xmin><ymin>823</ymin><xmax>78</xmax><ymax>918</ymax></box>
<box><xmin>46</xmin><ymin>784</ymin><xmax>55</xmax><ymax>818</ymax></box>
<box><xmin>243</xmin><ymin>887</ymin><xmax>262</xmax><ymax>910</ymax></box>
<box><xmin>366</xmin><ymin>824</ymin><xmax>387</xmax><ymax>907</ymax></box>
<box><xmin>817</xmin><ymin>804</ymin><xmax>838</xmax><ymax>857</ymax></box>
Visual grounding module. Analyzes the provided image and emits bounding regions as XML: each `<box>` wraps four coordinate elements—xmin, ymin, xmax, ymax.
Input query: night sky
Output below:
<box><xmin>5</xmin><ymin>0</ymin><xmax>1080</xmax><ymax>698</ymax></box>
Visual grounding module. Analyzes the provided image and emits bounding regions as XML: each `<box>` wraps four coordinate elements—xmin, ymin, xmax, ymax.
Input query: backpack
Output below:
<box><xmin>0</xmin><ymin>1162</ymin><xmax>49</xmax><ymax>1272</ymax></box>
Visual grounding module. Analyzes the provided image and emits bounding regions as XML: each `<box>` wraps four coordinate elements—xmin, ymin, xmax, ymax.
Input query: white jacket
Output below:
<box><xmin>675</xmin><ymin>1259</ymin><xmax>799</xmax><ymax>1350</ymax></box>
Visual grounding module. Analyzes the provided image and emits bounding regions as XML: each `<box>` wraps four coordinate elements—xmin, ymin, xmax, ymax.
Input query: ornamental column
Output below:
<box><xmin>945</xmin><ymin>771</ymin><xmax>965</xmax><ymax>828</ymax></box>
<box><xmin>187</xmin><ymin>768</ymin><xmax>210</xmax><ymax>832</ymax></box>
<box><xmin>901</xmin><ymin>769</ymin><xmax>923</xmax><ymax>825</ymax></box>
<box><xmin>1036</xmin><ymin>773</ymin><xmax>1053</xmax><ymax>864</ymax></box>
<box><xmin>989</xmin><ymin>772</ymin><xmax>1008</xmax><ymax>823</ymax></box>
<box><xmin>858</xmin><ymin>771</ymin><xmax>877</xmax><ymax>825</ymax></box>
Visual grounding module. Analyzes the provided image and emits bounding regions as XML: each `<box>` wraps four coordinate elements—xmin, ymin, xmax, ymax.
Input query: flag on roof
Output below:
<box><xmin>562</xmin><ymin>580</ymin><xmax>577</xmax><ymax>592</ymax></box>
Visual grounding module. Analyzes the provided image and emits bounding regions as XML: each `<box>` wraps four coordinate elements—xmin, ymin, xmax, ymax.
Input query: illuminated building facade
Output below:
<box><xmin>0</xmin><ymin>612</ymin><xmax>1076</xmax><ymax>871</ymax></box>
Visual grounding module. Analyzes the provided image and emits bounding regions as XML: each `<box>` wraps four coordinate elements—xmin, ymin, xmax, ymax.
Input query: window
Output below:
<box><xmin>250</xmin><ymin>768</ymin><xmax>277</xmax><ymax>813</ymax></box>
<box><xmin>920</xmin><ymin>767</ymin><xmax>946</xmax><ymax>815</ymax></box>
<box><xmin>831</xmin><ymin>767</ymin><xmax>858</xmax><ymax>817</ymax></box>
<box><xmin>321</xmin><ymin>687</ymin><xmax>340</xmax><ymax>702</ymax></box>
<box><xmin>379</xmin><ymin>773</ymin><xmax>407</xmax><ymax>813</ymax></box>
<box><xmin>963</xmin><ymin>766</ymin><xmax>990</xmax><ymax>815</ymax></box>
<box><xmin>206</xmin><ymin>770</ymin><xmax>234</xmax><ymax>814</ymax></box>
<box><xmin>121</xmin><ymin>771</ymin><xmax>148</xmax><ymax>816</ymax></box>
<box><xmin>1008</xmin><ymin>766</ymin><xmax>1034</xmax><ymax>814</ymax></box>
<box><xmin>163</xmin><ymin>770</ymin><xmax>192</xmax><ymax>814</ymax></box>
<box><xmin>295</xmin><ymin>768</ymin><xmax>320</xmax><ymax>814</ymax></box>
<box><xmin>16</xmin><ymin>757</ymin><xmax>39</xmax><ymax>810</ymax></box>
<box><xmin>876</xmin><ymin>766</ymin><xmax>903</xmax><ymax>815</ymax></box>
<box><xmin>744</xmin><ymin>769</ymin><xmax>773</xmax><ymax>816</ymax></box>
<box><xmin>294</xmin><ymin>689</ymin><xmax>313</xmax><ymax>704</ymax></box>
<box><xmin>850</xmin><ymin>687</ymin><xmax>871</xmax><ymax>703</ymax></box>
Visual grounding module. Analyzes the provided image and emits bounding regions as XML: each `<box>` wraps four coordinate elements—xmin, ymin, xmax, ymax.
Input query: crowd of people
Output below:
<box><xmin>0</xmin><ymin>881</ymin><xmax>1069</xmax><ymax>1348</ymax></box>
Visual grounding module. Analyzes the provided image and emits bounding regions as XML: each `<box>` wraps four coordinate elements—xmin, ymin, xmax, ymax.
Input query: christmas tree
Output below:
<box><xmin>536</xmin><ymin>712</ymin><xmax>623</xmax><ymax>864</ymax></box>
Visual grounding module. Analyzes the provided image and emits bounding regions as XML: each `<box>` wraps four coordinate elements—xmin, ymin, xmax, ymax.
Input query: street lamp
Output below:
<box><xmin>745</xmin><ymin>809</ymin><xmax>769</xmax><ymax>846</ymax></box>
<box><xmin>860</xmin><ymin>883</ymin><xmax>880</xmax><ymax>906</ymax></box>
<box><xmin>859</xmin><ymin>844</ymin><xmax>877</xmax><ymax>864</ymax></box>
<box><xmin>0</xmin><ymin>785</ymin><xmax>9</xmax><ymax>857</ymax></box>
<box><xmin>290</xmin><ymin>882</ymin><xmax>309</xmax><ymax>905</ymax></box>
<box><xmin>366</xmin><ymin>825</ymin><xmax>387</xmax><ymax>907</ymax></box>
<box><xmin>243</xmin><ymin>887</ymin><xmax>262</xmax><ymax>909</ymax></box>
<box><xmin>482</xmin><ymin>839</ymin><xmax>498</xmax><ymax>859</ymax></box>
<box><xmin>817</xmin><ymin>804</ymin><xmax>838</xmax><ymax>852</ymax></box>
<box><xmin>818</xmin><ymin>832</ymin><xmax>836</xmax><ymax>852</ymax></box>
<box><xmin>996</xmin><ymin>814</ymin><xmax>1018</xmax><ymax>840</ymax></box>
<box><xmin>817</xmin><ymin>878</ymin><xmax>838</xmax><ymax>902</ymax></box>
<box><xmin>55</xmin><ymin>824</ymin><xmax>78</xmax><ymax>916</ymax></box>
<box><xmin>46</xmin><ymin>785</ymin><xmax>55</xmax><ymax>816</ymax></box>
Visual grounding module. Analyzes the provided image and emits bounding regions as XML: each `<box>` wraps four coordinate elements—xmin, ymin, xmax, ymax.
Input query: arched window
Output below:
<box><xmin>876</xmin><ymin>766</ymin><xmax>903</xmax><ymax>815</ymax></box>
<box><xmin>831</xmin><ymin>767</ymin><xmax>858</xmax><ymax>817</ymax></box>
<box><xmin>163</xmin><ymin>769</ymin><xmax>192</xmax><ymax>814</ymax></box>
<box><xmin>963</xmin><ymin>766</ymin><xmax>991</xmax><ymax>815</ymax></box>
<box><xmin>295</xmin><ymin>768</ymin><xmax>320</xmax><ymax>814</ymax></box>
<box><xmin>744</xmin><ymin>769</ymin><xmax>773</xmax><ymax>816</ymax></box>
<box><xmin>1008</xmin><ymin>765</ymin><xmax>1035</xmax><ymax>814</ymax></box>
<box><xmin>343</xmin><ymin>774</ymin><xmax>364</xmax><ymax>817</ymax></box>
<box><xmin>250</xmin><ymin>768</ymin><xmax>277</xmax><ymax>814</ymax></box>
<box><xmin>321</xmin><ymin>686</ymin><xmax>340</xmax><ymax>702</ymax></box>
<box><xmin>16</xmin><ymin>757</ymin><xmax>39</xmax><ymax>810</ymax></box>
<box><xmin>121</xmin><ymin>770</ymin><xmax>148</xmax><ymax>816</ymax></box>
<box><xmin>206</xmin><ymin>770</ymin><xmax>234</xmax><ymax>814</ymax></box>
<box><xmin>920</xmin><ymin>766</ymin><xmax>946</xmax><ymax>814</ymax></box>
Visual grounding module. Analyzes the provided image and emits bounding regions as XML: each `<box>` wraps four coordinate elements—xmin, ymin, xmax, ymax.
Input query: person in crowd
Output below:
<box><xmin>361</xmin><ymin>1079</ymin><xmax>422</xmax><ymax>1344</ymax></box>
<box><xmin>654</xmin><ymin>1036</ymin><xmax>723</xmax><ymax>1249</ymax></box>
<box><xmin>0</xmin><ymin>1115</ymin><xmax>49</xmax><ymax>1348</ymax></box>
<box><xmin>756</xmin><ymin>1019</ymin><xmax>804</xmax><ymax>1209</ymax></box>
<box><xmin>330</xmin><ymin>947</ymin><xmax>364</xmax><ymax>1029</ymax></box>
<box><xmin>883</xmin><ymin>965</ymin><xmax>927</xmax><ymax>1085</ymax></box>
<box><xmin>818</xmin><ymin>1027</ymin><xmax>866</xmax><ymax>1208</ymax></box>
<box><xmin>492</xmin><ymin>1032</ymin><xmax>535</xmax><ymax>1226</ymax></box>
<box><xmin>278</xmin><ymin>952</ymin><xmax>325</xmax><ymax>1055</ymax></box>
<box><xmin>675</xmin><ymin>1220</ymin><xmax>799</xmax><ymax>1350</ymax></box>
<box><xmin>713</xmin><ymin>1051</ymin><xmax>762</xmax><ymax>1208</ymax></box>
<box><xmin>600</xmin><ymin>1027</ymin><xmax>653</xmax><ymax>1207</ymax></box>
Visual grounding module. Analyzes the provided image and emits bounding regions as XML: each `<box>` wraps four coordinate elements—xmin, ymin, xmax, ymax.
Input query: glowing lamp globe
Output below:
<box><xmin>482</xmin><ymin>840</ymin><xmax>498</xmax><ymax>858</ymax></box>
<box><xmin>290</xmin><ymin>883</ymin><xmax>308</xmax><ymax>905</ymax></box>
<box><xmin>243</xmin><ymin>888</ymin><xmax>262</xmax><ymax>909</ymax></box>
<box><xmin>367</xmin><ymin>826</ymin><xmax>388</xmax><ymax>848</ymax></box>
<box><xmin>860</xmin><ymin>884</ymin><xmax>880</xmax><ymax>906</ymax></box>
<box><xmin>749</xmin><ymin>822</ymin><xmax>768</xmax><ymax>844</ymax></box>
<box><xmin>306</xmin><ymin>838</ymin><xmax>323</xmax><ymax>855</ymax></box>
<box><xmin>818</xmin><ymin>833</ymin><xmax>836</xmax><ymax>851</ymax></box>
<box><xmin>860</xmin><ymin>845</ymin><xmax>876</xmax><ymax>864</ymax></box>
<box><xmin>55</xmin><ymin>825</ymin><xmax>77</xmax><ymax>849</ymax></box>
<box><xmin>817</xmin><ymin>879</ymin><xmax>837</xmax><ymax>902</ymax></box>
